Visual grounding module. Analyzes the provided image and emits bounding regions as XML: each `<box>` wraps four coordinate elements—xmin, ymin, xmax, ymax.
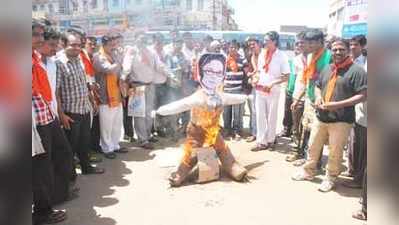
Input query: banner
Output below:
<box><xmin>342</xmin><ymin>0</ymin><xmax>368</xmax><ymax>38</ymax></box>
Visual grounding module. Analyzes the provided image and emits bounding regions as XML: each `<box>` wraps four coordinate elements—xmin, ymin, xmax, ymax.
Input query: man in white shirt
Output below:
<box><xmin>121</xmin><ymin>33</ymin><xmax>169</xmax><ymax>149</ymax></box>
<box><xmin>251</xmin><ymin>31</ymin><xmax>290</xmax><ymax>151</ymax></box>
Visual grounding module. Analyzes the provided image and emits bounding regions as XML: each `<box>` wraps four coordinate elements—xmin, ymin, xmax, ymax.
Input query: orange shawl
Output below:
<box><xmin>227</xmin><ymin>54</ymin><xmax>238</xmax><ymax>72</ymax></box>
<box><xmin>324</xmin><ymin>57</ymin><xmax>353</xmax><ymax>103</ymax></box>
<box><xmin>263</xmin><ymin>47</ymin><xmax>276</xmax><ymax>73</ymax></box>
<box><xmin>80</xmin><ymin>51</ymin><xmax>95</xmax><ymax>77</ymax></box>
<box><xmin>32</xmin><ymin>52</ymin><xmax>52</xmax><ymax>102</ymax></box>
<box><xmin>99</xmin><ymin>47</ymin><xmax>121</xmax><ymax>107</ymax></box>
<box><xmin>302</xmin><ymin>48</ymin><xmax>324</xmax><ymax>84</ymax></box>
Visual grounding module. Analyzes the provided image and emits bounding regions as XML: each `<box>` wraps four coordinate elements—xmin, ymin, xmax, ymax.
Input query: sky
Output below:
<box><xmin>228</xmin><ymin>0</ymin><xmax>329</xmax><ymax>32</ymax></box>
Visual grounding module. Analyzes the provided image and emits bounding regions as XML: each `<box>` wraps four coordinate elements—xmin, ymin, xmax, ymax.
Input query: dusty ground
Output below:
<box><xmin>55</xmin><ymin>135</ymin><xmax>365</xmax><ymax>225</ymax></box>
<box><xmin>56</xmin><ymin>91</ymin><xmax>365</xmax><ymax>225</ymax></box>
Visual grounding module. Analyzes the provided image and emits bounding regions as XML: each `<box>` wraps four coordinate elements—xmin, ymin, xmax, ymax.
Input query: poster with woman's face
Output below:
<box><xmin>198</xmin><ymin>53</ymin><xmax>226</xmax><ymax>93</ymax></box>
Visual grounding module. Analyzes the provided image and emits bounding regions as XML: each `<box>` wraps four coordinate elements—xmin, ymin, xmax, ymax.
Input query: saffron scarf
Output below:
<box><xmin>99</xmin><ymin>47</ymin><xmax>121</xmax><ymax>107</ymax></box>
<box><xmin>302</xmin><ymin>47</ymin><xmax>324</xmax><ymax>84</ymax></box>
<box><xmin>80</xmin><ymin>51</ymin><xmax>95</xmax><ymax>76</ymax></box>
<box><xmin>263</xmin><ymin>47</ymin><xmax>276</xmax><ymax>73</ymax></box>
<box><xmin>324</xmin><ymin>56</ymin><xmax>353</xmax><ymax>103</ymax></box>
<box><xmin>32</xmin><ymin>52</ymin><xmax>52</xmax><ymax>102</ymax></box>
<box><xmin>226</xmin><ymin>54</ymin><xmax>238</xmax><ymax>72</ymax></box>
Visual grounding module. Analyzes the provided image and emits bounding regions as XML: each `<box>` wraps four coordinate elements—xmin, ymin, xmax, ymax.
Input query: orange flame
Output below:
<box><xmin>192</xmin><ymin>106</ymin><xmax>222</xmax><ymax>147</ymax></box>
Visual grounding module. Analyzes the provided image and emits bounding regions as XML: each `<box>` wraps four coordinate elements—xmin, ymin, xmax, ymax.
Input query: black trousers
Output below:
<box><xmin>351</xmin><ymin>123</ymin><xmax>367</xmax><ymax>184</ymax></box>
<box><xmin>362</xmin><ymin>168</ymin><xmax>367</xmax><ymax>213</ymax></box>
<box><xmin>90</xmin><ymin>114</ymin><xmax>102</xmax><ymax>152</ymax></box>
<box><xmin>32</xmin><ymin>153</ymin><xmax>53</xmax><ymax>218</ymax></box>
<box><xmin>64</xmin><ymin>113</ymin><xmax>91</xmax><ymax>173</ymax></box>
<box><xmin>122</xmin><ymin>97</ymin><xmax>134</xmax><ymax>138</ymax></box>
<box><xmin>282</xmin><ymin>93</ymin><xmax>293</xmax><ymax>132</ymax></box>
<box><xmin>35</xmin><ymin>119</ymin><xmax>73</xmax><ymax>205</ymax></box>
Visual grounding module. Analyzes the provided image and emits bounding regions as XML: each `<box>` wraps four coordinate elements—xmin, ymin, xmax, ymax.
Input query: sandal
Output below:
<box><xmin>43</xmin><ymin>210</ymin><xmax>67</xmax><ymax>224</ymax></box>
<box><xmin>291</xmin><ymin>170</ymin><xmax>314</xmax><ymax>181</ymax></box>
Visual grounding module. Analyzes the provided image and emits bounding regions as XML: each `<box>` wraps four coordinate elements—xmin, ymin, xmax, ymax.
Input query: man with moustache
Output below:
<box><xmin>292</xmin><ymin>38</ymin><xmax>367</xmax><ymax>193</ymax></box>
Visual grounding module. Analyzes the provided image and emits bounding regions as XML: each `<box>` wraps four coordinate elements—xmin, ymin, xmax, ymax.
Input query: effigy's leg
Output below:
<box><xmin>214</xmin><ymin>134</ymin><xmax>247</xmax><ymax>181</ymax></box>
<box><xmin>169</xmin><ymin>123</ymin><xmax>205</xmax><ymax>187</ymax></box>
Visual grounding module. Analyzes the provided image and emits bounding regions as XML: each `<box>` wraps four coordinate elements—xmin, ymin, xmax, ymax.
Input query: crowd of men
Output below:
<box><xmin>32</xmin><ymin>18</ymin><xmax>367</xmax><ymax>224</ymax></box>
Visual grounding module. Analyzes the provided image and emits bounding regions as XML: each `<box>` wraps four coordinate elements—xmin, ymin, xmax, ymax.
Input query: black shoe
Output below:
<box><xmin>114</xmin><ymin>147</ymin><xmax>129</xmax><ymax>153</ymax></box>
<box><xmin>82</xmin><ymin>166</ymin><xmax>105</xmax><ymax>174</ymax></box>
<box><xmin>35</xmin><ymin>210</ymin><xmax>67</xmax><ymax>225</ymax></box>
<box><xmin>103</xmin><ymin>152</ymin><xmax>116</xmax><ymax>159</ymax></box>
<box><xmin>149</xmin><ymin>137</ymin><xmax>158</xmax><ymax>143</ymax></box>
<box><xmin>342</xmin><ymin>180</ymin><xmax>362</xmax><ymax>189</ymax></box>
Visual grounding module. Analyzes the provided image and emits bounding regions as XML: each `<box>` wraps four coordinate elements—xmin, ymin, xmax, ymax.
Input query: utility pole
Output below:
<box><xmin>212</xmin><ymin>0</ymin><xmax>217</xmax><ymax>30</ymax></box>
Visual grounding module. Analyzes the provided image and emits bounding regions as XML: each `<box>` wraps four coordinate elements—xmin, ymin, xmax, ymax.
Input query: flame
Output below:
<box><xmin>192</xmin><ymin>106</ymin><xmax>222</xmax><ymax>147</ymax></box>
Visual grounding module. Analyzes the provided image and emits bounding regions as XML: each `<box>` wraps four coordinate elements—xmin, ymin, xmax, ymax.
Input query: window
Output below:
<box><xmin>33</xmin><ymin>5</ymin><xmax>38</xmax><ymax>11</ymax></box>
<box><xmin>48</xmin><ymin>4</ymin><xmax>54</xmax><ymax>13</ymax></box>
<box><xmin>40</xmin><ymin>4</ymin><xmax>45</xmax><ymax>10</ymax></box>
<box><xmin>197</xmin><ymin>0</ymin><xmax>204</xmax><ymax>11</ymax></box>
<box><xmin>113</xmin><ymin>0</ymin><xmax>119</xmax><ymax>7</ymax></box>
<box><xmin>186</xmin><ymin>0</ymin><xmax>192</xmax><ymax>10</ymax></box>
<box><xmin>91</xmin><ymin>0</ymin><xmax>98</xmax><ymax>8</ymax></box>
<box><xmin>103</xmin><ymin>0</ymin><xmax>109</xmax><ymax>10</ymax></box>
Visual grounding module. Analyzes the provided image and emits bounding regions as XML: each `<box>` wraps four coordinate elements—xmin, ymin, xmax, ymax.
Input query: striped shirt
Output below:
<box><xmin>224</xmin><ymin>55</ymin><xmax>247</xmax><ymax>92</ymax></box>
<box><xmin>56</xmin><ymin>54</ymin><xmax>91</xmax><ymax>115</ymax></box>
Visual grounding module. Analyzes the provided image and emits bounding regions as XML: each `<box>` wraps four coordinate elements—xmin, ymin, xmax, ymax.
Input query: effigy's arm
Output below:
<box><xmin>221</xmin><ymin>93</ymin><xmax>251</xmax><ymax>106</ymax></box>
<box><xmin>156</xmin><ymin>93</ymin><xmax>202</xmax><ymax>116</ymax></box>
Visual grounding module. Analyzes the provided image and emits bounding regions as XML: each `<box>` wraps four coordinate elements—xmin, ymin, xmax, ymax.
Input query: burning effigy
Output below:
<box><xmin>154</xmin><ymin>53</ymin><xmax>249</xmax><ymax>187</ymax></box>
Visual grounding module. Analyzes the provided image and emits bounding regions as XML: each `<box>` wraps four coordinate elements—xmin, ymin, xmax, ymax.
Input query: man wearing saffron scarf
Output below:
<box><xmin>223</xmin><ymin>41</ymin><xmax>248</xmax><ymax>141</ymax></box>
<box><xmin>292</xmin><ymin>39</ymin><xmax>367</xmax><ymax>193</ymax></box>
<box><xmin>290</xmin><ymin>29</ymin><xmax>331</xmax><ymax>166</ymax></box>
<box><xmin>93</xmin><ymin>33</ymin><xmax>127</xmax><ymax>159</ymax></box>
<box><xmin>32</xmin><ymin>19</ymin><xmax>68</xmax><ymax>224</ymax></box>
<box><xmin>251</xmin><ymin>31</ymin><xmax>290</xmax><ymax>151</ymax></box>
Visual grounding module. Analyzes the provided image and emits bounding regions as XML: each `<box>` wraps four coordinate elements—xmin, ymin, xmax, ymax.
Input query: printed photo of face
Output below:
<box><xmin>201</xmin><ymin>59</ymin><xmax>225</xmax><ymax>92</ymax></box>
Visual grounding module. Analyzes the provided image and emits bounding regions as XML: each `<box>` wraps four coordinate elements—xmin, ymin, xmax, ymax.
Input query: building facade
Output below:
<box><xmin>32</xmin><ymin>0</ymin><xmax>238</xmax><ymax>35</ymax></box>
<box><xmin>328</xmin><ymin>0</ymin><xmax>367</xmax><ymax>38</ymax></box>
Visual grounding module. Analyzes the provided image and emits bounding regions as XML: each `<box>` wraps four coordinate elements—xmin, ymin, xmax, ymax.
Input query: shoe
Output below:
<box><xmin>218</xmin><ymin>148</ymin><xmax>247</xmax><ymax>181</ymax></box>
<box><xmin>82</xmin><ymin>166</ymin><xmax>105</xmax><ymax>175</ymax></box>
<box><xmin>149</xmin><ymin>137</ymin><xmax>158</xmax><ymax>143</ymax></box>
<box><xmin>129</xmin><ymin>137</ymin><xmax>137</xmax><ymax>143</ymax></box>
<box><xmin>250</xmin><ymin>144</ymin><xmax>269</xmax><ymax>152</ymax></box>
<box><xmin>267</xmin><ymin>142</ymin><xmax>276</xmax><ymax>151</ymax></box>
<box><xmin>233</xmin><ymin>133</ymin><xmax>241</xmax><ymax>141</ymax></box>
<box><xmin>141</xmin><ymin>142</ymin><xmax>154</xmax><ymax>150</ymax></box>
<box><xmin>169</xmin><ymin>163</ymin><xmax>194</xmax><ymax>187</ymax></box>
<box><xmin>38</xmin><ymin>210</ymin><xmax>67</xmax><ymax>224</ymax></box>
<box><xmin>246</xmin><ymin>136</ymin><xmax>256</xmax><ymax>142</ymax></box>
<box><xmin>342</xmin><ymin>180</ymin><xmax>362</xmax><ymax>189</ymax></box>
<box><xmin>114</xmin><ymin>147</ymin><xmax>129</xmax><ymax>153</ymax></box>
<box><xmin>103</xmin><ymin>152</ymin><xmax>116</xmax><ymax>159</ymax></box>
<box><xmin>291</xmin><ymin>170</ymin><xmax>314</xmax><ymax>181</ymax></box>
<box><xmin>352</xmin><ymin>210</ymin><xmax>367</xmax><ymax>221</ymax></box>
<box><xmin>318</xmin><ymin>179</ymin><xmax>335</xmax><ymax>192</ymax></box>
